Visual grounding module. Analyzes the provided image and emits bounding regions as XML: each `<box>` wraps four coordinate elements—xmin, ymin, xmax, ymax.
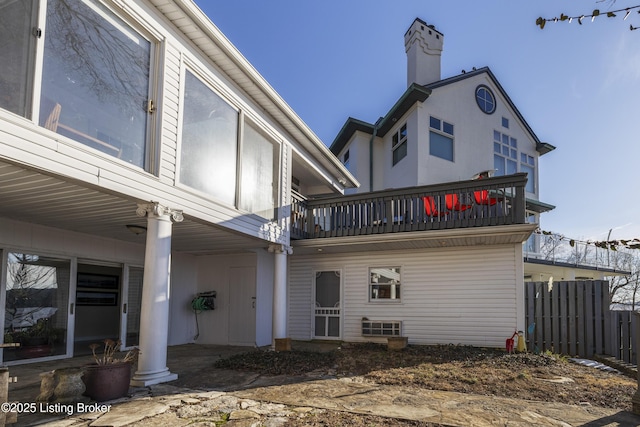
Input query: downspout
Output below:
<box><xmin>369</xmin><ymin>117</ymin><xmax>384</xmax><ymax>192</ymax></box>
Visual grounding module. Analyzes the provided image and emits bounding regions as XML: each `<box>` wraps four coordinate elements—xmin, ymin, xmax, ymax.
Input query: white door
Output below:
<box><xmin>228</xmin><ymin>267</ymin><xmax>256</xmax><ymax>345</ymax></box>
<box><xmin>313</xmin><ymin>271</ymin><xmax>341</xmax><ymax>339</ymax></box>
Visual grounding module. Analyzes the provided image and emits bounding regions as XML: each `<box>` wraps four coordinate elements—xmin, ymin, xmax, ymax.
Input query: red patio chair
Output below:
<box><xmin>445</xmin><ymin>194</ymin><xmax>471</xmax><ymax>212</ymax></box>
<box><xmin>473</xmin><ymin>189</ymin><xmax>499</xmax><ymax>206</ymax></box>
<box><xmin>422</xmin><ymin>196</ymin><xmax>446</xmax><ymax>217</ymax></box>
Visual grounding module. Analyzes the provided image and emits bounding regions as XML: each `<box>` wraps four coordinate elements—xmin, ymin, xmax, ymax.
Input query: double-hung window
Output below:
<box><xmin>0</xmin><ymin>0</ymin><xmax>157</xmax><ymax>170</ymax></box>
<box><xmin>369</xmin><ymin>267</ymin><xmax>401</xmax><ymax>301</ymax></box>
<box><xmin>392</xmin><ymin>124</ymin><xmax>407</xmax><ymax>166</ymax></box>
<box><xmin>429</xmin><ymin>116</ymin><xmax>454</xmax><ymax>161</ymax></box>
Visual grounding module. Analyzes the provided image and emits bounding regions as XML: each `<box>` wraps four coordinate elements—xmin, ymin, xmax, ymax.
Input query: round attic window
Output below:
<box><xmin>475</xmin><ymin>85</ymin><xmax>495</xmax><ymax>114</ymax></box>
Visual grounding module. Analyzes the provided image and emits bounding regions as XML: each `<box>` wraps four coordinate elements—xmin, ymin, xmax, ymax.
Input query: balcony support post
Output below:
<box><xmin>514</xmin><ymin>184</ymin><xmax>525</xmax><ymax>224</ymax></box>
<box><xmin>269</xmin><ymin>244</ymin><xmax>292</xmax><ymax>349</ymax></box>
<box><xmin>131</xmin><ymin>202</ymin><xmax>183</xmax><ymax>387</ymax></box>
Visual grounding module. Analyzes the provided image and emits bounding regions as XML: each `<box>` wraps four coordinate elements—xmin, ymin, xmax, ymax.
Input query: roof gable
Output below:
<box><xmin>330</xmin><ymin>67</ymin><xmax>555</xmax><ymax>157</ymax></box>
<box><xmin>425</xmin><ymin>67</ymin><xmax>555</xmax><ymax>155</ymax></box>
<box><xmin>330</xmin><ymin>84</ymin><xmax>431</xmax><ymax>155</ymax></box>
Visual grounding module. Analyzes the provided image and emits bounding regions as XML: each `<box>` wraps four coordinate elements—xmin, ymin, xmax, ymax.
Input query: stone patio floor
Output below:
<box><xmin>4</xmin><ymin>343</ymin><xmax>640</xmax><ymax>426</ymax></box>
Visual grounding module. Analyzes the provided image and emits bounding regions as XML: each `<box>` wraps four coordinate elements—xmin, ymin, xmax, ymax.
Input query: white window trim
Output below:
<box><xmin>238</xmin><ymin>115</ymin><xmax>282</xmax><ymax>221</ymax></box>
<box><xmin>494</xmin><ymin>130</ymin><xmax>537</xmax><ymax>194</ymax></box>
<box><xmin>429</xmin><ymin>116</ymin><xmax>454</xmax><ymax>162</ymax></box>
<box><xmin>391</xmin><ymin>123</ymin><xmax>407</xmax><ymax>166</ymax></box>
<box><xmin>368</xmin><ymin>266</ymin><xmax>402</xmax><ymax>303</ymax></box>
<box><xmin>176</xmin><ymin>63</ymin><xmax>283</xmax><ymax>221</ymax></box>
<box><xmin>28</xmin><ymin>0</ymin><xmax>162</xmax><ymax>173</ymax></box>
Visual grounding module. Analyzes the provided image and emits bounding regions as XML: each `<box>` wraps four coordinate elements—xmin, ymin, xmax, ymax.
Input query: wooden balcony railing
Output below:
<box><xmin>291</xmin><ymin>173</ymin><xmax>527</xmax><ymax>239</ymax></box>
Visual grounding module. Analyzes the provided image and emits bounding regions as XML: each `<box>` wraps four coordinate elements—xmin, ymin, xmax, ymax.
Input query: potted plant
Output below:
<box><xmin>82</xmin><ymin>339</ymin><xmax>139</xmax><ymax>402</ymax></box>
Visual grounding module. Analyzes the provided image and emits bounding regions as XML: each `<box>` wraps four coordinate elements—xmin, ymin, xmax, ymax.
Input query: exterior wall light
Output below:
<box><xmin>126</xmin><ymin>224</ymin><xmax>147</xmax><ymax>235</ymax></box>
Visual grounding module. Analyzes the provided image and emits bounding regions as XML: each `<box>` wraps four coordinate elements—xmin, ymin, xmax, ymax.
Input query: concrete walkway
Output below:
<box><xmin>5</xmin><ymin>344</ymin><xmax>640</xmax><ymax>426</ymax></box>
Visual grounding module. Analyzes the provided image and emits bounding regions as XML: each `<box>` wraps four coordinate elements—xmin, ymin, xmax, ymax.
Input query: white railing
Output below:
<box><xmin>524</xmin><ymin>231</ymin><xmax>633</xmax><ymax>271</ymax></box>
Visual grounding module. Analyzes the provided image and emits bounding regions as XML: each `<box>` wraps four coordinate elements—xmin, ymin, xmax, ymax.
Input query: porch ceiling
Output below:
<box><xmin>0</xmin><ymin>161</ymin><xmax>266</xmax><ymax>255</ymax></box>
<box><xmin>291</xmin><ymin>224</ymin><xmax>537</xmax><ymax>255</ymax></box>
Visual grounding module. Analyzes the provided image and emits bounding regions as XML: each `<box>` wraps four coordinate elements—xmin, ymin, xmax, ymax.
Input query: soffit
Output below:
<box><xmin>0</xmin><ymin>161</ymin><xmax>265</xmax><ymax>255</ymax></box>
<box><xmin>292</xmin><ymin>224</ymin><xmax>537</xmax><ymax>256</ymax></box>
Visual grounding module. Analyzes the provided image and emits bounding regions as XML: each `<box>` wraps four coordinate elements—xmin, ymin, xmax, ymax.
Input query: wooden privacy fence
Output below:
<box><xmin>609</xmin><ymin>310</ymin><xmax>638</xmax><ymax>364</ymax></box>
<box><xmin>525</xmin><ymin>281</ymin><xmax>610</xmax><ymax>358</ymax></box>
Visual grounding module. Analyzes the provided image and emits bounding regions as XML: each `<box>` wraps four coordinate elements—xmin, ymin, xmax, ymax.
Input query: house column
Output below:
<box><xmin>131</xmin><ymin>202</ymin><xmax>183</xmax><ymax>387</ymax></box>
<box><xmin>269</xmin><ymin>244</ymin><xmax>292</xmax><ymax>350</ymax></box>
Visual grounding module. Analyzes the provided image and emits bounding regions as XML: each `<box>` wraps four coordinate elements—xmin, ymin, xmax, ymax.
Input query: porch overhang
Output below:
<box><xmin>0</xmin><ymin>161</ymin><xmax>274</xmax><ymax>255</ymax></box>
<box><xmin>292</xmin><ymin>223</ymin><xmax>537</xmax><ymax>255</ymax></box>
<box><xmin>526</xmin><ymin>198</ymin><xmax>555</xmax><ymax>213</ymax></box>
<box><xmin>524</xmin><ymin>257</ymin><xmax>631</xmax><ymax>281</ymax></box>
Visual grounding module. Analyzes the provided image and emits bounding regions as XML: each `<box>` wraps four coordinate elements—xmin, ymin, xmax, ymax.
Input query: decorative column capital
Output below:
<box><xmin>268</xmin><ymin>244</ymin><xmax>293</xmax><ymax>255</ymax></box>
<box><xmin>136</xmin><ymin>202</ymin><xmax>184</xmax><ymax>223</ymax></box>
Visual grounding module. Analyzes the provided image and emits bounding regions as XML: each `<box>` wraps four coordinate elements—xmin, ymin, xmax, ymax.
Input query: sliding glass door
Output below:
<box><xmin>122</xmin><ymin>265</ymin><xmax>143</xmax><ymax>349</ymax></box>
<box><xmin>3</xmin><ymin>252</ymin><xmax>71</xmax><ymax>362</ymax></box>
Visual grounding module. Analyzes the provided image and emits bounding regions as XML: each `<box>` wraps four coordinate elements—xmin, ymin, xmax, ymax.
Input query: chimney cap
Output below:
<box><xmin>404</xmin><ymin>17</ymin><xmax>444</xmax><ymax>37</ymax></box>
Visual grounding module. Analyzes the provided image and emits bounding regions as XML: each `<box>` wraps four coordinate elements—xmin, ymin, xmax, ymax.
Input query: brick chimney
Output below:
<box><xmin>404</xmin><ymin>18</ymin><xmax>444</xmax><ymax>87</ymax></box>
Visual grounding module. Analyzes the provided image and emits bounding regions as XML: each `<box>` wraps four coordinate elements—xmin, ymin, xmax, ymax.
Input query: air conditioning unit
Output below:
<box><xmin>361</xmin><ymin>319</ymin><xmax>402</xmax><ymax>337</ymax></box>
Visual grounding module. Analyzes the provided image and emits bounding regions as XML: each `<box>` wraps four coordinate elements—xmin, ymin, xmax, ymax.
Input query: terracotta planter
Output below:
<box><xmin>82</xmin><ymin>362</ymin><xmax>132</xmax><ymax>402</ymax></box>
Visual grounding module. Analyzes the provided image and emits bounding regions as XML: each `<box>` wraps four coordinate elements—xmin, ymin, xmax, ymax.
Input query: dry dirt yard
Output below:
<box><xmin>214</xmin><ymin>343</ymin><xmax>637</xmax><ymax>426</ymax></box>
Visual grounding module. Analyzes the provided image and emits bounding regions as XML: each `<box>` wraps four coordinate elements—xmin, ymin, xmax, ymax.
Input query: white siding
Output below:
<box><xmin>168</xmin><ymin>252</ymin><xmax>198</xmax><ymax>345</ymax></box>
<box><xmin>193</xmin><ymin>252</ymin><xmax>276</xmax><ymax>346</ymax></box>
<box><xmin>158</xmin><ymin>42</ymin><xmax>182</xmax><ymax>183</ymax></box>
<box><xmin>289</xmin><ymin>245</ymin><xmax>520</xmax><ymax>347</ymax></box>
<box><xmin>255</xmin><ymin>248</ymin><xmax>274</xmax><ymax>346</ymax></box>
<box><xmin>288</xmin><ymin>259</ymin><xmax>314</xmax><ymax>340</ymax></box>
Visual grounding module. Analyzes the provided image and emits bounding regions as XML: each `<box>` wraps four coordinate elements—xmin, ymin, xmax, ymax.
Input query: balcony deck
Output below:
<box><xmin>292</xmin><ymin>173</ymin><xmax>527</xmax><ymax>240</ymax></box>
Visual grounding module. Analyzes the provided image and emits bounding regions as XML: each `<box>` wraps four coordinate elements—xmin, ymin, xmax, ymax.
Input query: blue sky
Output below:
<box><xmin>195</xmin><ymin>1</ymin><xmax>639</xmax><ymax>242</ymax></box>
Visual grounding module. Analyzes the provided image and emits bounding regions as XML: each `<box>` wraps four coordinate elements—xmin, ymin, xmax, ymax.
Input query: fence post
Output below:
<box><xmin>632</xmin><ymin>312</ymin><xmax>640</xmax><ymax>414</ymax></box>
